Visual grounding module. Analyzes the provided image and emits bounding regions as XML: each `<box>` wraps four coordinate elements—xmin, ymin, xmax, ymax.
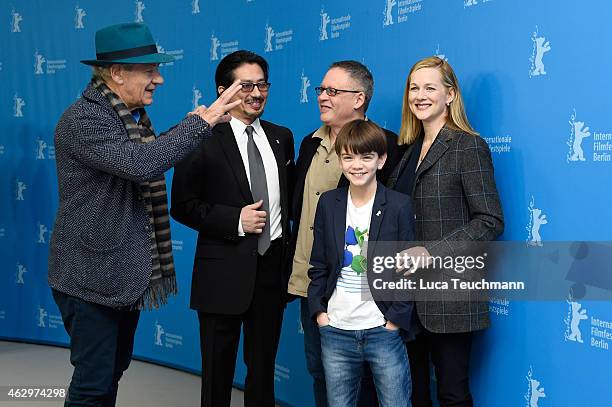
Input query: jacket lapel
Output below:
<box><xmin>334</xmin><ymin>190</ymin><xmax>348</xmax><ymax>272</ymax></box>
<box><xmin>83</xmin><ymin>83</ymin><xmax>116</xmax><ymax>114</ymax></box>
<box><xmin>368</xmin><ymin>183</ymin><xmax>387</xmax><ymax>244</ymax></box>
<box><xmin>216</xmin><ymin>122</ymin><xmax>254</xmax><ymax>203</ymax></box>
<box><xmin>297</xmin><ymin>137</ymin><xmax>321</xmax><ymax>181</ymax></box>
<box><xmin>413</xmin><ymin>127</ymin><xmax>454</xmax><ymax>195</ymax></box>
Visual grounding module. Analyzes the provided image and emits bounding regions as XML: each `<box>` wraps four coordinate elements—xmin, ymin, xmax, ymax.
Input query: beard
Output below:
<box><xmin>244</xmin><ymin>96</ymin><xmax>265</xmax><ymax>119</ymax></box>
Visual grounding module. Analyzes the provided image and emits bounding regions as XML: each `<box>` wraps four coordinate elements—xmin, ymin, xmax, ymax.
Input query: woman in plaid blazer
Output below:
<box><xmin>387</xmin><ymin>57</ymin><xmax>504</xmax><ymax>406</ymax></box>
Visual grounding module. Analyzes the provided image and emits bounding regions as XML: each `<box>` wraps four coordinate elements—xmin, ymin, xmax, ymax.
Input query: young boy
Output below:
<box><xmin>307</xmin><ymin>119</ymin><xmax>415</xmax><ymax>406</ymax></box>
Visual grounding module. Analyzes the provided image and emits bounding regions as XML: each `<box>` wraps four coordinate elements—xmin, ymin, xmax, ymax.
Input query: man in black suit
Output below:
<box><xmin>287</xmin><ymin>60</ymin><xmax>402</xmax><ymax>406</ymax></box>
<box><xmin>171</xmin><ymin>50</ymin><xmax>295</xmax><ymax>407</ymax></box>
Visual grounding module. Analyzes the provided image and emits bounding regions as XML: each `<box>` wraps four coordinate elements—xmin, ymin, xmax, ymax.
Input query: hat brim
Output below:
<box><xmin>81</xmin><ymin>52</ymin><xmax>175</xmax><ymax>66</ymax></box>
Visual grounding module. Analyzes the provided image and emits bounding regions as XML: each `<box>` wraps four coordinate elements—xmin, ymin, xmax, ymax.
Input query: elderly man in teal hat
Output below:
<box><xmin>48</xmin><ymin>22</ymin><xmax>242</xmax><ymax>406</ymax></box>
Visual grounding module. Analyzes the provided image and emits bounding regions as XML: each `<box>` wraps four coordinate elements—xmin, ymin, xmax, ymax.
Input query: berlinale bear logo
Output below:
<box><xmin>529</xmin><ymin>26</ymin><xmax>551</xmax><ymax>77</ymax></box>
<box><xmin>567</xmin><ymin>109</ymin><xmax>591</xmax><ymax>162</ymax></box>
<box><xmin>300</xmin><ymin>71</ymin><xmax>311</xmax><ymax>104</ymax></box>
<box><xmin>264</xmin><ymin>24</ymin><xmax>275</xmax><ymax>52</ymax></box>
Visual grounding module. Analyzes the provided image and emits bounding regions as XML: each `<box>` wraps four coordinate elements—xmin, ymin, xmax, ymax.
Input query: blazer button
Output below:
<box><xmin>252</xmin><ymin>249</ymin><xmax>257</xmax><ymax>256</ymax></box>
<box><xmin>316</xmin><ymin>192</ymin><xmax>320</xmax><ymax>196</ymax></box>
<box><xmin>310</xmin><ymin>226</ymin><xmax>314</xmax><ymax>230</ymax></box>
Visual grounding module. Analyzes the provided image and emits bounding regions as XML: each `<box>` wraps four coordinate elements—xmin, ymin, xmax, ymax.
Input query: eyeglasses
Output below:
<box><xmin>315</xmin><ymin>87</ymin><xmax>362</xmax><ymax>96</ymax></box>
<box><xmin>240</xmin><ymin>82</ymin><xmax>271</xmax><ymax>92</ymax></box>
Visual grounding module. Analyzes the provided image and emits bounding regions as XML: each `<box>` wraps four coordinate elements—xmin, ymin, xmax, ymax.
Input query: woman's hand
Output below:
<box><xmin>396</xmin><ymin>246</ymin><xmax>432</xmax><ymax>276</ymax></box>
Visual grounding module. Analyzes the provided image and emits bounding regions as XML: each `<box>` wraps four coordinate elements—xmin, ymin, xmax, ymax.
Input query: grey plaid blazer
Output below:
<box><xmin>388</xmin><ymin>127</ymin><xmax>504</xmax><ymax>333</ymax></box>
<box><xmin>48</xmin><ymin>84</ymin><xmax>211</xmax><ymax>308</ymax></box>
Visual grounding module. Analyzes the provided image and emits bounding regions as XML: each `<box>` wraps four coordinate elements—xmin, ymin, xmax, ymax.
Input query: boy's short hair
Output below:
<box><xmin>334</xmin><ymin>119</ymin><xmax>387</xmax><ymax>157</ymax></box>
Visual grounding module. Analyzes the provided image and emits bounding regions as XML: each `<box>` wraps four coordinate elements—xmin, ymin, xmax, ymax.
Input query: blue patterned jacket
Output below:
<box><xmin>48</xmin><ymin>83</ymin><xmax>211</xmax><ymax>307</ymax></box>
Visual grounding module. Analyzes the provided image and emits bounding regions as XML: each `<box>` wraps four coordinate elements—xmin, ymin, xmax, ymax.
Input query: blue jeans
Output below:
<box><xmin>52</xmin><ymin>289</ymin><xmax>140</xmax><ymax>407</ymax></box>
<box><xmin>300</xmin><ymin>298</ymin><xmax>379</xmax><ymax>407</ymax></box>
<box><xmin>300</xmin><ymin>297</ymin><xmax>327</xmax><ymax>406</ymax></box>
<box><xmin>319</xmin><ymin>325</ymin><xmax>411</xmax><ymax>407</ymax></box>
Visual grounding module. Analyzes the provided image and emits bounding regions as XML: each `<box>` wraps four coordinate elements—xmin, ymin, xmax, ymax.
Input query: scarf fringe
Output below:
<box><xmin>132</xmin><ymin>275</ymin><xmax>178</xmax><ymax>310</ymax></box>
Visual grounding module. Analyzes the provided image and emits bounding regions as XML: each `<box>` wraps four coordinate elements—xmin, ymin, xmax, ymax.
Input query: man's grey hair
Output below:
<box><xmin>91</xmin><ymin>65</ymin><xmax>111</xmax><ymax>82</ymax></box>
<box><xmin>91</xmin><ymin>64</ymin><xmax>135</xmax><ymax>83</ymax></box>
<box><xmin>329</xmin><ymin>60</ymin><xmax>374</xmax><ymax>113</ymax></box>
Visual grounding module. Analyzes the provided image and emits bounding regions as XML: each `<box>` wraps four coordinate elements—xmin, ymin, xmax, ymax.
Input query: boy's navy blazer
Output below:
<box><xmin>307</xmin><ymin>182</ymin><xmax>417</xmax><ymax>335</ymax></box>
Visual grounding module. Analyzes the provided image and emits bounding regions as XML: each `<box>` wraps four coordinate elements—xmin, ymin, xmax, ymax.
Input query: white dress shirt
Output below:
<box><xmin>230</xmin><ymin>116</ymin><xmax>282</xmax><ymax>240</ymax></box>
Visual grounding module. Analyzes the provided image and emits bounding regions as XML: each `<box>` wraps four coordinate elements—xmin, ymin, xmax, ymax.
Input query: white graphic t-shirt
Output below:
<box><xmin>327</xmin><ymin>191</ymin><xmax>385</xmax><ymax>330</ymax></box>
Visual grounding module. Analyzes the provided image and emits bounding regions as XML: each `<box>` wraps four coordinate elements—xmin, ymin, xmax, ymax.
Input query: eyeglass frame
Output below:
<box><xmin>239</xmin><ymin>81</ymin><xmax>271</xmax><ymax>92</ymax></box>
<box><xmin>315</xmin><ymin>86</ymin><xmax>363</xmax><ymax>96</ymax></box>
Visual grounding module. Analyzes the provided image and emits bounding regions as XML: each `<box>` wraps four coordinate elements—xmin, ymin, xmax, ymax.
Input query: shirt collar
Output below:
<box><xmin>230</xmin><ymin>116</ymin><xmax>263</xmax><ymax>137</ymax></box>
<box><xmin>320</xmin><ymin>128</ymin><xmax>332</xmax><ymax>151</ymax></box>
<box><xmin>311</xmin><ymin>124</ymin><xmax>329</xmax><ymax>140</ymax></box>
<box><xmin>131</xmin><ymin>110</ymin><xmax>141</xmax><ymax>124</ymax></box>
<box><xmin>312</xmin><ymin>116</ymin><xmax>369</xmax><ymax>146</ymax></box>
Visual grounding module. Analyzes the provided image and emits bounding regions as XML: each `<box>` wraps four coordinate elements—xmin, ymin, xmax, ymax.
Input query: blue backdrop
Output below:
<box><xmin>1</xmin><ymin>1</ymin><xmax>611</xmax><ymax>406</ymax></box>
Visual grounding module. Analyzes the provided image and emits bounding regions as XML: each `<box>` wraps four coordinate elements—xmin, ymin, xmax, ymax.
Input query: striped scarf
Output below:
<box><xmin>93</xmin><ymin>78</ymin><xmax>177</xmax><ymax>310</ymax></box>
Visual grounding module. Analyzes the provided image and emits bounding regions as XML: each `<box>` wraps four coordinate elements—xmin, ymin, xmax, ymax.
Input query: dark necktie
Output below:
<box><xmin>246</xmin><ymin>125</ymin><xmax>270</xmax><ymax>255</ymax></box>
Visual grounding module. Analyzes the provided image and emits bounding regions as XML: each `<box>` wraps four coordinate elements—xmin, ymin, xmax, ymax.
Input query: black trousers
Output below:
<box><xmin>198</xmin><ymin>241</ymin><xmax>285</xmax><ymax>407</ymax></box>
<box><xmin>52</xmin><ymin>289</ymin><xmax>140</xmax><ymax>407</ymax></box>
<box><xmin>407</xmin><ymin>331</ymin><xmax>474</xmax><ymax>407</ymax></box>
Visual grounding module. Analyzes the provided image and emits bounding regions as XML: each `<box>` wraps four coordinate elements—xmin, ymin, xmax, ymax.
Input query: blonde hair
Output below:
<box><xmin>398</xmin><ymin>56</ymin><xmax>478</xmax><ymax>145</ymax></box>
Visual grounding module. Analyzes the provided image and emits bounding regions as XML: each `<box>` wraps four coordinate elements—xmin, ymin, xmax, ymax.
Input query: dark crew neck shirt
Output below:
<box><xmin>394</xmin><ymin>135</ymin><xmax>424</xmax><ymax>198</ymax></box>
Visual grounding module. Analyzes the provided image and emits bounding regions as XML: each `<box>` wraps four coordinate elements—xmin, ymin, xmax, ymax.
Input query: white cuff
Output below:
<box><xmin>238</xmin><ymin>218</ymin><xmax>245</xmax><ymax>236</ymax></box>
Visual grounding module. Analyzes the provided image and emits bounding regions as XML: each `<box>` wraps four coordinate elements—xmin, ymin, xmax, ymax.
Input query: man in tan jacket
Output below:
<box><xmin>287</xmin><ymin>60</ymin><xmax>401</xmax><ymax>406</ymax></box>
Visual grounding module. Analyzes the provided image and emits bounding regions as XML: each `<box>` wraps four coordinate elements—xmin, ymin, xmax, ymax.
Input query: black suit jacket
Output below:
<box><xmin>171</xmin><ymin>120</ymin><xmax>295</xmax><ymax>315</ymax></box>
<box><xmin>307</xmin><ymin>183</ymin><xmax>417</xmax><ymax>334</ymax></box>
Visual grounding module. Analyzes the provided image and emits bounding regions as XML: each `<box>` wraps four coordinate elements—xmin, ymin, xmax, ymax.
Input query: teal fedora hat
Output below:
<box><xmin>81</xmin><ymin>22</ymin><xmax>174</xmax><ymax>66</ymax></box>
